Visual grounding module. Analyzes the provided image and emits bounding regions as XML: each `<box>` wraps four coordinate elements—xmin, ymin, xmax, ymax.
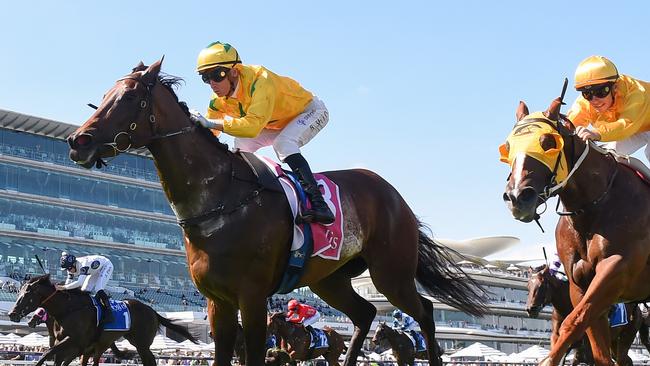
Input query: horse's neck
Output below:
<box><xmin>559</xmin><ymin>140</ymin><xmax>615</xmax><ymax>212</ymax></box>
<box><xmin>549</xmin><ymin>277</ymin><xmax>573</xmax><ymax>315</ymax></box>
<box><xmin>384</xmin><ymin>328</ymin><xmax>403</xmax><ymax>348</ymax></box>
<box><xmin>277</xmin><ymin>321</ymin><xmax>304</xmax><ymax>341</ymax></box>
<box><xmin>147</xmin><ymin>127</ymin><xmax>241</xmax><ymax>223</ymax></box>
<box><xmin>41</xmin><ymin>290</ymin><xmax>73</xmax><ymax>319</ymax></box>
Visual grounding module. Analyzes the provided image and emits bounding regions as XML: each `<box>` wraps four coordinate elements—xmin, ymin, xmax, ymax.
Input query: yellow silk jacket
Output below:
<box><xmin>205</xmin><ymin>64</ymin><xmax>313</xmax><ymax>138</ymax></box>
<box><xmin>567</xmin><ymin>74</ymin><xmax>650</xmax><ymax>142</ymax></box>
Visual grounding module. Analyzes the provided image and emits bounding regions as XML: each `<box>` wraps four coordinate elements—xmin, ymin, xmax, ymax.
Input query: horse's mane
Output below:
<box><xmin>157</xmin><ymin>73</ymin><xmax>230</xmax><ymax>152</ymax></box>
<box><xmin>269</xmin><ymin>311</ymin><xmax>286</xmax><ymax>320</ymax></box>
<box><xmin>531</xmin><ymin>264</ymin><xmax>548</xmax><ymax>274</ymax></box>
<box><xmin>131</xmin><ymin>63</ymin><xmax>230</xmax><ymax>152</ymax></box>
<box><xmin>29</xmin><ymin>273</ymin><xmax>53</xmax><ymax>285</ymax></box>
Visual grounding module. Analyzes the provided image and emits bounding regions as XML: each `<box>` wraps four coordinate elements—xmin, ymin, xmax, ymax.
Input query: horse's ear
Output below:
<box><xmin>544</xmin><ymin>97</ymin><xmax>562</xmax><ymax>121</ymax></box>
<box><xmin>516</xmin><ymin>101</ymin><xmax>529</xmax><ymax>122</ymax></box>
<box><xmin>132</xmin><ymin>61</ymin><xmax>146</xmax><ymax>73</ymax></box>
<box><xmin>141</xmin><ymin>57</ymin><xmax>164</xmax><ymax>86</ymax></box>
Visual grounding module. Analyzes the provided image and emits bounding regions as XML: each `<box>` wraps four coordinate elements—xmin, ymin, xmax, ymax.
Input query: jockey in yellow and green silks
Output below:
<box><xmin>567</xmin><ymin>55</ymin><xmax>650</xmax><ymax>161</ymax></box>
<box><xmin>189</xmin><ymin>41</ymin><xmax>334</xmax><ymax>225</ymax></box>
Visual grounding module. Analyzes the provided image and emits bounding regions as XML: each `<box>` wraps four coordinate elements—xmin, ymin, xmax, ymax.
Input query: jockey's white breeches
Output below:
<box><xmin>234</xmin><ymin>96</ymin><xmax>329</xmax><ymax>162</ymax></box>
<box><xmin>82</xmin><ymin>262</ymin><xmax>113</xmax><ymax>293</ymax></box>
<box><xmin>303</xmin><ymin>312</ymin><xmax>321</xmax><ymax>327</ymax></box>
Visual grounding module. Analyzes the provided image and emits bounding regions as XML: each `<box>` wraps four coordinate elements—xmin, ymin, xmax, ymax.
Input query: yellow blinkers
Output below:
<box><xmin>499</xmin><ymin>112</ymin><xmax>569</xmax><ymax>182</ymax></box>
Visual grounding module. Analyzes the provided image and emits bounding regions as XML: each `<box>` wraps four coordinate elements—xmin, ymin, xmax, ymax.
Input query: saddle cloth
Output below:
<box><xmin>609</xmin><ymin>302</ymin><xmax>628</xmax><ymax>328</ymax></box>
<box><xmin>308</xmin><ymin>327</ymin><xmax>329</xmax><ymax>349</ymax></box>
<box><xmin>259</xmin><ymin>156</ymin><xmax>345</xmax><ymax>260</ymax></box>
<box><xmin>401</xmin><ymin>330</ymin><xmax>426</xmax><ymax>352</ymax></box>
<box><xmin>90</xmin><ymin>297</ymin><xmax>131</xmax><ymax>331</ymax></box>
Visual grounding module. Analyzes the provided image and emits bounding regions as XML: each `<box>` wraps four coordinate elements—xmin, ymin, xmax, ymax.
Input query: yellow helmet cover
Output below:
<box><xmin>499</xmin><ymin>112</ymin><xmax>569</xmax><ymax>182</ymax></box>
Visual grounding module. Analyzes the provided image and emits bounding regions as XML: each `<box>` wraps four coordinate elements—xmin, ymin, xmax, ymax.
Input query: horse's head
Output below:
<box><xmin>500</xmin><ymin>97</ymin><xmax>575</xmax><ymax>222</ymax></box>
<box><xmin>372</xmin><ymin>321</ymin><xmax>388</xmax><ymax>345</ymax></box>
<box><xmin>8</xmin><ymin>274</ymin><xmax>54</xmax><ymax>322</ymax></box>
<box><xmin>67</xmin><ymin>58</ymin><xmax>192</xmax><ymax>169</ymax></box>
<box><xmin>267</xmin><ymin>311</ymin><xmax>286</xmax><ymax>335</ymax></box>
<box><xmin>526</xmin><ymin>265</ymin><xmax>552</xmax><ymax>318</ymax></box>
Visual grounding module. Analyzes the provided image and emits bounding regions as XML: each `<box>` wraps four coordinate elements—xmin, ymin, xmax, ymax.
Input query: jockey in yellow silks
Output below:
<box><xmin>567</xmin><ymin>55</ymin><xmax>650</xmax><ymax>162</ymax></box>
<box><xmin>190</xmin><ymin>41</ymin><xmax>334</xmax><ymax>225</ymax></box>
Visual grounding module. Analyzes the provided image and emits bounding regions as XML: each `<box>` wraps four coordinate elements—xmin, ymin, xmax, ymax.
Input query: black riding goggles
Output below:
<box><xmin>581</xmin><ymin>85</ymin><xmax>612</xmax><ymax>101</ymax></box>
<box><xmin>201</xmin><ymin>67</ymin><xmax>230</xmax><ymax>84</ymax></box>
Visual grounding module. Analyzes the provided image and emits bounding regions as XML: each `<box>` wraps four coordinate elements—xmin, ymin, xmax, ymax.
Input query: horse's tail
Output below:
<box><xmin>156</xmin><ymin>313</ymin><xmax>199</xmax><ymax>344</ymax></box>
<box><xmin>109</xmin><ymin>342</ymin><xmax>134</xmax><ymax>360</ymax></box>
<box><xmin>415</xmin><ymin>221</ymin><xmax>489</xmax><ymax>316</ymax></box>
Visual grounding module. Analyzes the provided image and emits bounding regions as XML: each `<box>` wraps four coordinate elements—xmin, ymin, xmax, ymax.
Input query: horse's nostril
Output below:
<box><xmin>503</xmin><ymin>192</ymin><xmax>512</xmax><ymax>202</ymax></box>
<box><xmin>518</xmin><ymin>187</ymin><xmax>537</xmax><ymax>204</ymax></box>
<box><xmin>75</xmin><ymin>134</ymin><xmax>92</xmax><ymax>147</ymax></box>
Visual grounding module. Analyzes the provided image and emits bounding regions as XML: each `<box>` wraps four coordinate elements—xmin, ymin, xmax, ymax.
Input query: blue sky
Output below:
<box><xmin>1</xmin><ymin>1</ymin><xmax>649</xmax><ymax>260</ymax></box>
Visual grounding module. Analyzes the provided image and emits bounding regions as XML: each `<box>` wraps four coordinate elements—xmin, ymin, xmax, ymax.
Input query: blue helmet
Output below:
<box><xmin>60</xmin><ymin>252</ymin><xmax>76</xmax><ymax>270</ymax></box>
<box><xmin>392</xmin><ymin>309</ymin><xmax>402</xmax><ymax>319</ymax></box>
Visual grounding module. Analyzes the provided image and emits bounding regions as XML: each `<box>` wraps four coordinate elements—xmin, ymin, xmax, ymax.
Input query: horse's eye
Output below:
<box><xmin>122</xmin><ymin>92</ymin><xmax>137</xmax><ymax>102</ymax></box>
<box><xmin>540</xmin><ymin>134</ymin><xmax>557</xmax><ymax>151</ymax></box>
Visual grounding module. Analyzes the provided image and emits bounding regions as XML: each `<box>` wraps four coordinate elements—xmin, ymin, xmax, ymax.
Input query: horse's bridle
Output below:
<box><xmin>84</xmin><ymin>75</ymin><xmax>195</xmax><ymax>167</ymax></box>
<box><xmin>533</xmin><ymin>116</ymin><xmax>619</xmax><ymax>218</ymax></box>
<box><xmin>530</xmin><ymin>269</ymin><xmax>552</xmax><ymax>309</ymax></box>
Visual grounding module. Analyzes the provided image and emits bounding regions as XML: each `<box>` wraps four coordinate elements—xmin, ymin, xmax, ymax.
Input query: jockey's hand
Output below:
<box><xmin>576</xmin><ymin>126</ymin><xmax>601</xmax><ymax>142</ymax></box>
<box><xmin>189</xmin><ymin>109</ymin><xmax>222</xmax><ymax>130</ymax></box>
<box><xmin>55</xmin><ymin>284</ymin><xmax>66</xmax><ymax>291</ymax></box>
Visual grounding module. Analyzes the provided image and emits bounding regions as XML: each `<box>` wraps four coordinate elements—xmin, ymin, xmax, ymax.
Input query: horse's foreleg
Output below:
<box><xmin>210</xmin><ymin>299</ymin><xmax>239</xmax><ymax>366</ymax></box>
<box><xmin>239</xmin><ymin>295</ymin><xmax>269</xmax><ymax>366</ymax></box>
<box><xmin>310</xmin><ymin>274</ymin><xmax>376</xmax><ymax>366</ymax></box>
<box><xmin>639</xmin><ymin>321</ymin><xmax>650</xmax><ymax>353</ymax></box>
<box><xmin>34</xmin><ymin>335</ymin><xmax>73</xmax><ymax>366</ymax></box>
<box><xmin>546</xmin><ymin>257</ymin><xmax>626</xmax><ymax>366</ymax></box>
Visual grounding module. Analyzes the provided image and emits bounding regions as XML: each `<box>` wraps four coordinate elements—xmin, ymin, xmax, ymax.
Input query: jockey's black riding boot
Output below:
<box><xmin>96</xmin><ymin>290</ymin><xmax>114</xmax><ymax>325</ymax></box>
<box><xmin>285</xmin><ymin>153</ymin><xmax>335</xmax><ymax>225</ymax></box>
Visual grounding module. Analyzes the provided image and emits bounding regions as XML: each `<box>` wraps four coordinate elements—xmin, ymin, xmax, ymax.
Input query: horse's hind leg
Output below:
<box><xmin>640</xmin><ymin>321</ymin><xmax>650</xmax><ymax>353</ymax></box>
<box><xmin>310</xmin><ymin>273</ymin><xmax>376</xmax><ymax>366</ymax></box>
<box><xmin>136</xmin><ymin>347</ymin><xmax>156</xmax><ymax>366</ymax></box>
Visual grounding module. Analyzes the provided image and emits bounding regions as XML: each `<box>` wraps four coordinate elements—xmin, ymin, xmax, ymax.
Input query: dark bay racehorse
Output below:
<box><xmin>526</xmin><ymin>265</ymin><xmax>650</xmax><ymax>365</ymax></box>
<box><xmin>501</xmin><ymin>94</ymin><xmax>650</xmax><ymax>366</ymax></box>
<box><xmin>28</xmin><ymin>309</ymin><xmax>130</xmax><ymax>365</ymax></box>
<box><xmin>8</xmin><ymin>274</ymin><xmax>196</xmax><ymax>366</ymax></box>
<box><xmin>66</xmin><ymin>59</ymin><xmax>488</xmax><ymax>366</ymax></box>
<box><xmin>267</xmin><ymin>312</ymin><xmax>345</xmax><ymax>365</ymax></box>
<box><xmin>371</xmin><ymin>322</ymin><xmax>441</xmax><ymax>366</ymax></box>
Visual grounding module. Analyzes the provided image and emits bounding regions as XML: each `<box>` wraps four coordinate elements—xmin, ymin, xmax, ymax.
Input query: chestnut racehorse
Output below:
<box><xmin>67</xmin><ymin>59</ymin><xmax>488</xmax><ymax>366</ymax></box>
<box><xmin>526</xmin><ymin>265</ymin><xmax>650</xmax><ymax>366</ymax></box>
<box><xmin>501</xmin><ymin>94</ymin><xmax>650</xmax><ymax>366</ymax></box>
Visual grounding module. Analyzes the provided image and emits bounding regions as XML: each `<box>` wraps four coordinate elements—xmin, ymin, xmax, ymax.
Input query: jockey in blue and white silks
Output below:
<box><xmin>393</xmin><ymin>309</ymin><xmax>416</xmax><ymax>331</ymax></box>
<box><xmin>392</xmin><ymin>309</ymin><xmax>424</xmax><ymax>351</ymax></box>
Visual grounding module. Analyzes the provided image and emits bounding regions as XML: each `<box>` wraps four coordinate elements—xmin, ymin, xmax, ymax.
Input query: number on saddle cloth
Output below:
<box><xmin>90</xmin><ymin>297</ymin><xmax>131</xmax><ymax>331</ymax></box>
<box><xmin>402</xmin><ymin>330</ymin><xmax>426</xmax><ymax>352</ymax></box>
<box><xmin>609</xmin><ymin>303</ymin><xmax>629</xmax><ymax>328</ymax></box>
<box><xmin>308</xmin><ymin>327</ymin><xmax>329</xmax><ymax>350</ymax></box>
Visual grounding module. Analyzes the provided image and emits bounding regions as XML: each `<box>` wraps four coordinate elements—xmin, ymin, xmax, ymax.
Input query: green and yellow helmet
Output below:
<box><xmin>196</xmin><ymin>41</ymin><xmax>242</xmax><ymax>73</ymax></box>
<box><xmin>574</xmin><ymin>55</ymin><xmax>619</xmax><ymax>90</ymax></box>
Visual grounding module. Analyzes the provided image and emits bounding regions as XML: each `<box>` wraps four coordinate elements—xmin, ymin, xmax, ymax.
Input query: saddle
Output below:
<box><xmin>593</xmin><ymin>144</ymin><xmax>650</xmax><ymax>183</ymax></box>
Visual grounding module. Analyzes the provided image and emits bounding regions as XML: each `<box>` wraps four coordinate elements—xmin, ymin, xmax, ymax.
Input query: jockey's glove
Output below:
<box><xmin>189</xmin><ymin>109</ymin><xmax>219</xmax><ymax>130</ymax></box>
